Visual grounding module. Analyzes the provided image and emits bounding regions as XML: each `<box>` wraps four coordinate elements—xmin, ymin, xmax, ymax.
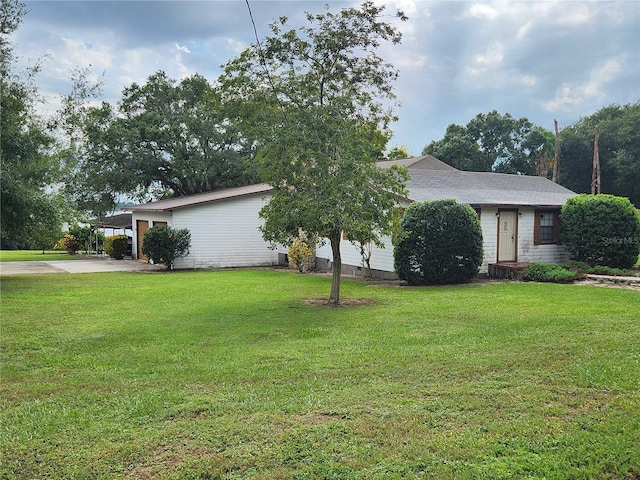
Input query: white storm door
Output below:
<box><xmin>498</xmin><ymin>211</ymin><xmax>517</xmax><ymax>262</ymax></box>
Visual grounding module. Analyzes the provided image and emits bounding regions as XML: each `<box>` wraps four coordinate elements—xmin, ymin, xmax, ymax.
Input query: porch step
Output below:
<box><xmin>488</xmin><ymin>262</ymin><xmax>531</xmax><ymax>280</ymax></box>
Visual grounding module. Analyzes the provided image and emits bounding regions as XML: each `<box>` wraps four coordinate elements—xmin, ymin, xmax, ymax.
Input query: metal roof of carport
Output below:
<box><xmin>89</xmin><ymin>213</ymin><xmax>132</xmax><ymax>229</ymax></box>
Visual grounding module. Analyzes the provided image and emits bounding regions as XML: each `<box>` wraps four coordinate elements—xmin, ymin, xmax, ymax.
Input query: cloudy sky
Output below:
<box><xmin>11</xmin><ymin>0</ymin><xmax>640</xmax><ymax>155</ymax></box>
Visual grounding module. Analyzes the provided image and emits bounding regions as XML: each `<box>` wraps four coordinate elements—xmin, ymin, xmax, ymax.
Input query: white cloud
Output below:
<box><xmin>174</xmin><ymin>43</ymin><xmax>191</xmax><ymax>78</ymax></box>
<box><xmin>475</xmin><ymin>42</ymin><xmax>504</xmax><ymax>68</ymax></box>
<box><xmin>520</xmin><ymin>74</ymin><xmax>537</xmax><ymax>88</ymax></box>
<box><xmin>396</xmin><ymin>54</ymin><xmax>428</xmax><ymax>69</ymax></box>
<box><xmin>117</xmin><ymin>48</ymin><xmax>164</xmax><ymax>85</ymax></box>
<box><xmin>225</xmin><ymin>37</ymin><xmax>248</xmax><ymax>55</ymax></box>
<box><xmin>176</xmin><ymin>44</ymin><xmax>191</xmax><ymax>55</ymax></box>
<box><xmin>58</xmin><ymin>37</ymin><xmax>112</xmax><ymax>72</ymax></box>
<box><xmin>556</xmin><ymin>3</ymin><xmax>592</xmax><ymax>26</ymax></box>
<box><xmin>10</xmin><ymin>0</ymin><xmax>638</xmax><ymax>156</ymax></box>
<box><xmin>516</xmin><ymin>20</ymin><xmax>533</xmax><ymax>41</ymax></box>
<box><xmin>467</xmin><ymin>3</ymin><xmax>500</xmax><ymax>20</ymax></box>
<box><xmin>544</xmin><ymin>57</ymin><xmax>624</xmax><ymax>111</ymax></box>
<box><xmin>463</xmin><ymin>42</ymin><xmax>505</xmax><ymax>81</ymax></box>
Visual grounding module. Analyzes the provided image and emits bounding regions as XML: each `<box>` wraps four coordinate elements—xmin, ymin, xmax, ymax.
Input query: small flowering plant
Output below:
<box><xmin>54</xmin><ymin>234</ymin><xmax>82</xmax><ymax>255</ymax></box>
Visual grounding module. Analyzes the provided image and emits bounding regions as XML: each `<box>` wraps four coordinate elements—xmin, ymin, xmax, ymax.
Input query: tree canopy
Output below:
<box><xmin>221</xmin><ymin>1</ymin><xmax>409</xmax><ymax>304</ymax></box>
<box><xmin>0</xmin><ymin>0</ymin><xmax>65</xmax><ymax>247</ymax></box>
<box><xmin>422</xmin><ymin>105</ymin><xmax>640</xmax><ymax>207</ymax></box>
<box><xmin>558</xmin><ymin>103</ymin><xmax>640</xmax><ymax>207</ymax></box>
<box><xmin>66</xmin><ymin>71</ymin><xmax>258</xmax><ymax>217</ymax></box>
<box><xmin>422</xmin><ymin>110</ymin><xmax>553</xmax><ymax>175</ymax></box>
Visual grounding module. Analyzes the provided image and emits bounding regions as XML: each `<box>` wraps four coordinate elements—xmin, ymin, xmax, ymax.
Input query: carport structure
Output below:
<box><xmin>89</xmin><ymin>213</ymin><xmax>133</xmax><ymax>255</ymax></box>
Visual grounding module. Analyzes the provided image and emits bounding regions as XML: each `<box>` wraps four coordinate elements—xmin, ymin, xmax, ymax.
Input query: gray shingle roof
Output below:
<box><xmin>406</xmin><ymin>169</ymin><xmax>576</xmax><ymax>207</ymax></box>
<box><xmin>378</xmin><ymin>155</ymin><xmax>459</xmax><ymax>171</ymax></box>
<box><xmin>381</xmin><ymin>155</ymin><xmax>575</xmax><ymax>207</ymax></box>
<box><xmin>127</xmin><ymin>155</ymin><xmax>576</xmax><ymax>212</ymax></box>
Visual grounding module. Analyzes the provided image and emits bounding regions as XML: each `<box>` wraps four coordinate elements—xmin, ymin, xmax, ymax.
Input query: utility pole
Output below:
<box><xmin>552</xmin><ymin>119</ymin><xmax>560</xmax><ymax>183</ymax></box>
<box><xmin>591</xmin><ymin>125</ymin><xmax>601</xmax><ymax>194</ymax></box>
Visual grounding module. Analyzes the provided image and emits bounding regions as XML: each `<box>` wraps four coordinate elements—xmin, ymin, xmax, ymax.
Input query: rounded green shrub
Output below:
<box><xmin>393</xmin><ymin>199</ymin><xmax>483</xmax><ymax>285</ymax></box>
<box><xmin>105</xmin><ymin>235</ymin><xmax>129</xmax><ymax>260</ymax></box>
<box><xmin>141</xmin><ymin>226</ymin><xmax>191</xmax><ymax>270</ymax></box>
<box><xmin>560</xmin><ymin>194</ymin><xmax>640</xmax><ymax>269</ymax></box>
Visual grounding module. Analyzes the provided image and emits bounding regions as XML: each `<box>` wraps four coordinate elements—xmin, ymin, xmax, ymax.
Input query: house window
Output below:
<box><xmin>534</xmin><ymin>210</ymin><xmax>560</xmax><ymax>244</ymax></box>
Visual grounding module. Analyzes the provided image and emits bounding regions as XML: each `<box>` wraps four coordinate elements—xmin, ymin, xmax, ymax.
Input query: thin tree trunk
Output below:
<box><xmin>592</xmin><ymin>125</ymin><xmax>601</xmax><ymax>195</ymax></box>
<box><xmin>329</xmin><ymin>230</ymin><xmax>342</xmax><ymax>305</ymax></box>
<box><xmin>552</xmin><ymin>119</ymin><xmax>560</xmax><ymax>183</ymax></box>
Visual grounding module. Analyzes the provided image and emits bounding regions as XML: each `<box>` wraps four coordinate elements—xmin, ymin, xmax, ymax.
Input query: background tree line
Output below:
<box><xmin>422</xmin><ymin>105</ymin><xmax>640</xmax><ymax>207</ymax></box>
<box><xmin>2</xmin><ymin>0</ymin><xmax>638</xmax><ymax>257</ymax></box>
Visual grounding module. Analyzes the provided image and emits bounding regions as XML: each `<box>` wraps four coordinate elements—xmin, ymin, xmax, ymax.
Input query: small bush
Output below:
<box><xmin>54</xmin><ymin>234</ymin><xmax>82</xmax><ymax>255</ymax></box>
<box><xmin>562</xmin><ymin>260</ymin><xmax>635</xmax><ymax>277</ymax></box>
<box><xmin>288</xmin><ymin>240</ymin><xmax>314</xmax><ymax>273</ymax></box>
<box><xmin>393</xmin><ymin>199</ymin><xmax>483</xmax><ymax>285</ymax></box>
<box><xmin>586</xmin><ymin>265</ymin><xmax>631</xmax><ymax>276</ymax></box>
<box><xmin>141</xmin><ymin>226</ymin><xmax>191</xmax><ymax>270</ymax></box>
<box><xmin>105</xmin><ymin>235</ymin><xmax>129</xmax><ymax>260</ymax></box>
<box><xmin>523</xmin><ymin>263</ymin><xmax>578</xmax><ymax>283</ymax></box>
<box><xmin>561</xmin><ymin>260</ymin><xmax>591</xmax><ymax>273</ymax></box>
<box><xmin>287</xmin><ymin>229</ymin><xmax>315</xmax><ymax>273</ymax></box>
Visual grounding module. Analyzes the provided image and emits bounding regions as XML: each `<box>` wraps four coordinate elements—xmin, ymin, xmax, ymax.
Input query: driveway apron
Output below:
<box><xmin>0</xmin><ymin>258</ymin><xmax>161</xmax><ymax>275</ymax></box>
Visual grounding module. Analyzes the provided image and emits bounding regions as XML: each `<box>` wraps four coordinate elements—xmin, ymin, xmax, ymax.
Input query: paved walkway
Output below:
<box><xmin>0</xmin><ymin>257</ymin><xmax>164</xmax><ymax>275</ymax></box>
<box><xmin>585</xmin><ymin>273</ymin><xmax>640</xmax><ymax>284</ymax></box>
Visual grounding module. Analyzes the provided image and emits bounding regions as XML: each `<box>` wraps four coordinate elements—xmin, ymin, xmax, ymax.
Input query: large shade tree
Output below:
<box><xmin>221</xmin><ymin>1</ymin><xmax>409</xmax><ymax>304</ymax></box>
<box><xmin>66</xmin><ymin>71</ymin><xmax>257</xmax><ymax>217</ymax></box>
<box><xmin>559</xmin><ymin>103</ymin><xmax>640</xmax><ymax>207</ymax></box>
<box><xmin>0</xmin><ymin>0</ymin><xmax>64</xmax><ymax>247</ymax></box>
<box><xmin>422</xmin><ymin>110</ymin><xmax>554</xmax><ymax>175</ymax></box>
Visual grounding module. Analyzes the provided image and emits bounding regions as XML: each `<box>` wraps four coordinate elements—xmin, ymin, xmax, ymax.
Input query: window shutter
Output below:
<box><xmin>534</xmin><ymin>211</ymin><xmax>542</xmax><ymax>244</ymax></box>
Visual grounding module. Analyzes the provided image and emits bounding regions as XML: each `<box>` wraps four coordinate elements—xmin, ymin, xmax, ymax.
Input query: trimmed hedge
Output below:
<box><xmin>393</xmin><ymin>199</ymin><xmax>483</xmax><ymax>285</ymax></box>
<box><xmin>105</xmin><ymin>235</ymin><xmax>129</xmax><ymax>260</ymax></box>
<box><xmin>560</xmin><ymin>194</ymin><xmax>640</xmax><ymax>269</ymax></box>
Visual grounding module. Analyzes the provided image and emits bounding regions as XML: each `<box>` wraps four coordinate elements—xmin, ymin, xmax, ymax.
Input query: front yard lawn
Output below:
<box><xmin>0</xmin><ymin>250</ymin><xmax>86</xmax><ymax>262</ymax></box>
<box><xmin>2</xmin><ymin>270</ymin><xmax>639</xmax><ymax>479</ymax></box>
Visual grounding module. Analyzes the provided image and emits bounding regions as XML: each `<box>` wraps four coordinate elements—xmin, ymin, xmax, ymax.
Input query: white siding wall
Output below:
<box><xmin>132</xmin><ymin>195</ymin><xmax>278</xmax><ymax>269</ymax></box>
<box><xmin>517</xmin><ymin>207</ymin><xmax>571</xmax><ymax>265</ymax></box>
<box><xmin>133</xmin><ymin>199</ymin><xmax>570</xmax><ymax>274</ymax></box>
<box><xmin>479</xmin><ymin>208</ymin><xmax>498</xmax><ymax>272</ymax></box>
<box><xmin>314</xmin><ymin>206</ymin><xmax>570</xmax><ymax>276</ymax></box>
<box><xmin>171</xmin><ymin>195</ymin><xmax>278</xmax><ymax>269</ymax></box>
<box><xmin>131</xmin><ymin>212</ymin><xmax>172</xmax><ymax>260</ymax></box>
<box><xmin>315</xmin><ymin>235</ymin><xmax>396</xmax><ymax>275</ymax></box>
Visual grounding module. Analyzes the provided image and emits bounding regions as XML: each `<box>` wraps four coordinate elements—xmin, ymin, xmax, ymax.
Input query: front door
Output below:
<box><xmin>498</xmin><ymin>210</ymin><xmax>517</xmax><ymax>262</ymax></box>
<box><xmin>136</xmin><ymin>220</ymin><xmax>149</xmax><ymax>261</ymax></box>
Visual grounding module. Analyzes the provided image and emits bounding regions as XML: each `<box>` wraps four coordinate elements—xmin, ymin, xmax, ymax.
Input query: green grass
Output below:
<box><xmin>0</xmin><ymin>250</ymin><xmax>86</xmax><ymax>262</ymax></box>
<box><xmin>2</xmin><ymin>270</ymin><xmax>639</xmax><ymax>479</ymax></box>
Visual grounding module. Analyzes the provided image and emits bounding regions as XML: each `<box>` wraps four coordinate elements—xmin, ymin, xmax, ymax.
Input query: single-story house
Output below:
<box><xmin>127</xmin><ymin>184</ymin><xmax>276</xmax><ymax>268</ymax></box>
<box><xmin>127</xmin><ymin>155</ymin><xmax>577</xmax><ymax>276</ymax></box>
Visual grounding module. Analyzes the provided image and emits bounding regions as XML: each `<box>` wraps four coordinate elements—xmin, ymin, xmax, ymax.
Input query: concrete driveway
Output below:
<box><xmin>0</xmin><ymin>257</ymin><xmax>164</xmax><ymax>275</ymax></box>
